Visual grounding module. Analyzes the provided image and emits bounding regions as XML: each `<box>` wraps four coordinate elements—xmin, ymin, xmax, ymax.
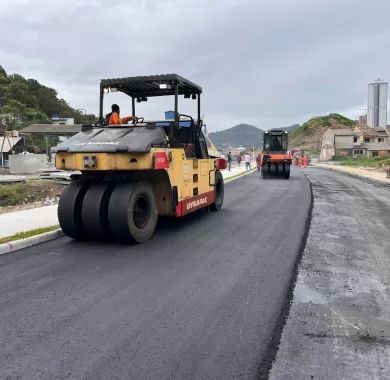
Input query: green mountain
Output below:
<box><xmin>289</xmin><ymin>113</ymin><xmax>356</xmax><ymax>153</ymax></box>
<box><xmin>209</xmin><ymin>124</ymin><xmax>264</xmax><ymax>149</ymax></box>
<box><xmin>282</xmin><ymin>124</ymin><xmax>301</xmax><ymax>132</ymax></box>
<box><xmin>0</xmin><ymin>65</ymin><xmax>95</xmax><ymax>129</ymax></box>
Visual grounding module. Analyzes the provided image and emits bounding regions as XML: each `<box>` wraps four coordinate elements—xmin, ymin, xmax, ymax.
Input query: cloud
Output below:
<box><xmin>1</xmin><ymin>0</ymin><xmax>390</xmax><ymax>130</ymax></box>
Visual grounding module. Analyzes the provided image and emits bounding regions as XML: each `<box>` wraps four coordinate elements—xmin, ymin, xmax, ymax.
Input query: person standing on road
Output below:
<box><xmin>227</xmin><ymin>151</ymin><xmax>232</xmax><ymax>171</ymax></box>
<box><xmin>256</xmin><ymin>153</ymin><xmax>262</xmax><ymax>171</ymax></box>
<box><xmin>237</xmin><ymin>155</ymin><xmax>242</xmax><ymax>167</ymax></box>
<box><xmin>244</xmin><ymin>152</ymin><xmax>251</xmax><ymax>170</ymax></box>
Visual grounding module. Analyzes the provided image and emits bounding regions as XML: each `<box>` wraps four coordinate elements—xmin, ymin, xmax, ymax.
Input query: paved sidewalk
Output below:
<box><xmin>221</xmin><ymin>161</ymin><xmax>256</xmax><ymax>180</ymax></box>
<box><xmin>0</xmin><ymin>205</ymin><xmax>59</xmax><ymax>238</ymax></box>
<box><xmin>0</xmin><ymin>163</ymin><xmax>255</xmax><ymax>238</ymax></box>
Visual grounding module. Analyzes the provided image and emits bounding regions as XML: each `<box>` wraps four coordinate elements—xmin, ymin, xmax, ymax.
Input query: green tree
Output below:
<box><xmin>0</xmin><ymin>65</ymin><xmax>7</xmax><ymax>78</ymax></box>
<box><xmin>0</xmin><ymin>65</ymin><xmax>96</xmax><ymax>126</ymax></box>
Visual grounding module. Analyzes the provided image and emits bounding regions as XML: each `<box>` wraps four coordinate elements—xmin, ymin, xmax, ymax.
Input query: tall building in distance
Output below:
<box><xmin>367</xmin><ymin>79</ymin><xmax>388</xmax><ymax>128</ymax></box>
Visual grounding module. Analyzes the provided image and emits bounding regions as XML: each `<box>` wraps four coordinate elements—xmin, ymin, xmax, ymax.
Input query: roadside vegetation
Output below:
<box><xmin>0</xmin><ymin>225</ymin><xmax>59</xmax><ymax>244</ymax></box>
<box><xmin>0</xmin><ymin>180</ymin><xmax>64</xmax><ymax>207</ymax></box>
<box><xmin>331</xmin><ymin>155</ymin><xmax>390</xmax><ymax>168</ymax></box>
<box><xmin>0</xmin><ymin>64</ymin><xmax>95</xmax><ymax>130</ymax></box>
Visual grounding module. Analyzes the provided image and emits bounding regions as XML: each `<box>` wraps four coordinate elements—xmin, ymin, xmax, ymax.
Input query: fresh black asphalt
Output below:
<box><xmin>0</xmin><ymin>169</ymin><xmax>311</xmax><ymax>379</ymax></box>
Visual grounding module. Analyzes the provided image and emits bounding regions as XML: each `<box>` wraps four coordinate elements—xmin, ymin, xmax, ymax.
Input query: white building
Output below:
<box><xmin>51</xmin><ymin>117</ymin><xmax>74</xmax><ymax>125</ymax></box>
<box><xmin>367</xmin><ymin>79</ymin><xmax>388</xmax><ymax>128</ymax></box>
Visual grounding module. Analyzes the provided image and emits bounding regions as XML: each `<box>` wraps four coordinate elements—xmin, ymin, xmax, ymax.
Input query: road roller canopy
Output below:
<box><xmin>100</xmin><ymin>74</ymin><xmax>202</xmax><ymax>98</ymax></box>
<box><xmin>98</xmin><ymin>74</ymin><xmax>202</xmax><ymax>146</ymax></box>
<box><xmin>263</xmin><ymin>129</ymin><xmax>288</xmax><ymax>152</ymax></box>
<box><xmin>98</xmin><ymin>74</ymin><xmax>203</xmax><ymax>137</ymax></box>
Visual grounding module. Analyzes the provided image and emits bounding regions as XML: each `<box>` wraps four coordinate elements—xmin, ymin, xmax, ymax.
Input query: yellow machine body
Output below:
<box><xmin>55</xmin><ymin>148</ymin><xmax>221</xmax><ymax>217</ymax></box>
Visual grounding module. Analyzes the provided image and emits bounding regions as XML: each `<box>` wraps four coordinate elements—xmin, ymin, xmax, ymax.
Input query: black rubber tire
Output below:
<box><xmin>58</xmin><ymin>180</ymin><xmax>89</xmax><ymax>239</ymax></box>
<box><xmin>283</xmin><ymin>163</ymin><xmax>291</xmax><ymax>179</ymax></box>
<box><xmin>277</xmin><ymin>163</ymin><xmax>284</xmax><ymax>177</ymax></box>
<box><xmin>261</xmin><ymin>164</ymin><xmax>269</xmax><ymax>179</ymax></box>
<box><xmin>81</xmin><ymin>183</ymin><xmax>113</xmax><ymax>239</ymax></box>
<box><xmin>108</xmin><ymin>182</ymin><xmax>158</xmax><ymax>243</ymax></box>
<box><xmin>210</xmin><ymin>171</ymin><xmax>224</xmax><ymax>212</ymax></box>
<box><xmin>269</xmin><ymin>163</ymin><xmax>277</xmax><ymax>177</ymax></box>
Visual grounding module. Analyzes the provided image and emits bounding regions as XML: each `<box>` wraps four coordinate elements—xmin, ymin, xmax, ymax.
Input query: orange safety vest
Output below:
<box><xmin>108</xmin><ymin>112</ymin><xmax>132</xmax><ymax>125</ymax></box>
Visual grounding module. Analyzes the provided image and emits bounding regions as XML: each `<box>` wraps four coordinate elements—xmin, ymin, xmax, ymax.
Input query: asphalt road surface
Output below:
<box><xmin>270</xmin><ymin>169</ymin><xmax>390</xmax><ymax>379</ymax></box>
<box><xmin>0</xmin><ymin>169</ymin><xmax>311</xmax><ymax>380</ymax></box>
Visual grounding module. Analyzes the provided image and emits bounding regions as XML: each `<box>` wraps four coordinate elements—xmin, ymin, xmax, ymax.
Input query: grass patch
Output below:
<box><xmin>332</xmin><ymin>155</ymin><xmax>390</xmax><ymax>168</ymax></box>
<box><xmin>0</xmin><ymin>225</ymin><xmax>59</xmax><ymax>244</ymax></box>
<box><xmin>0</xmin><ymin>180</ymin><xmax>64</xmax><ymax>207</ymax></box>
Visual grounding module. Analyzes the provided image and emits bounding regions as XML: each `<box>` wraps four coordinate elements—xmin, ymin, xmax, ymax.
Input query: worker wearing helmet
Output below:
<box><xmin>107</xmin><ymin>104</ymin><xmax>137</xmax><ymax>125</ymax></box>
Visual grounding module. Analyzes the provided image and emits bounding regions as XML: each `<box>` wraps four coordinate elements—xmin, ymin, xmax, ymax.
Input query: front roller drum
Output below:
<box><xmin>81</xmin><ymin>183</ymin><xmax>113</xmax><ymax>239</ymax></box>
<box><xmin>58</xmin><ymin>181</ymin><xmax>89</xmax><ymax>239</ymax></box>
<box><xmin>108</xmin><ymin>182</ymin><xmax>158</xmax><ymax>243</ymax></box>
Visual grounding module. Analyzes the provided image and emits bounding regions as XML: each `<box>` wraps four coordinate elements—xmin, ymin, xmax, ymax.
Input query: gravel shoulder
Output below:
<box><xmin>314</xmin><ymin>162</ymin><xmax>390</xmax><ymax>184</ymax></box>
<box><xmin>270</xmin><ymin>168</ymin><xmax>390</xmax><ymax>379</ymax></box>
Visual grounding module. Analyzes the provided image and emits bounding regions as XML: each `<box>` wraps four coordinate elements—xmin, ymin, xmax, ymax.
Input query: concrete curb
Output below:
<box><xmin>314</xmin><ymin>165</ymin><xmax>390</xmax><ymax>186</ymax></box>
<box><xmin>224</xmin><ymin>168</ymin><xmax>256</xmax><ymax>183</ymax></box>
<box><xmin>0</xmin><ymin>229</ymin><xmax>64</xmax><ymax>255</ymax></box>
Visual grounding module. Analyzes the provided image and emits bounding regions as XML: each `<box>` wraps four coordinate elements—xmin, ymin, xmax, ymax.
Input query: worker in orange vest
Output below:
<box><xmin>107</xmin><ymin>104</ymin><xmax>137</xmax><ymax>125</ymax></box>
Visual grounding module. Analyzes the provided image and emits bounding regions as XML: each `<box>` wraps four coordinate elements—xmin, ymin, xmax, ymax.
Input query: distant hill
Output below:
<box><xmin>209</xmin><ymin>124</ymin><xmax>264</xmax><ymax>149</ymax></box>
<box><xmin>282</xmin><ymin>124</ymin><xmax>301</xmax><ymax>132</ymax></box>
<box><xmin>289</xmin><ymin>113</ymin><xmax>356</xmax><ymax>153</ymax></box>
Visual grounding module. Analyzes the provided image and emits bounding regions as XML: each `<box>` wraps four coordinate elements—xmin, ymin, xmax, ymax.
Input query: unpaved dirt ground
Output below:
<box><xmin>315</xmin><ymin>162</ymin><xmax>390</xmax><ymax>184</ymax></box>
<box><xmin>0</xmin><ymin>180</ymin><xmax>65</xmax><ymax>214</ymax></box>
<box><xmin>270</xmin><ymin>168</ymin><xmax>390</xmax><ymax>379</ymax></box>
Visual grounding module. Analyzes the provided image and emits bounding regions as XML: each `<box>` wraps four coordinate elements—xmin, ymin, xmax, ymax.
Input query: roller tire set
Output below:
<box><xmin>58</xmin><ymin>181</ymin><xmax>158</xmax><ymax>244</ymax></box>
<box><xmin>261</xmin><ymin>163</ymin><xmax>290</xmax><ymax>179</ymax></box>
<box><xmin>58</xmin><ymin>173</ymin><xmax>224</xmax><ymax>244</ymax></box>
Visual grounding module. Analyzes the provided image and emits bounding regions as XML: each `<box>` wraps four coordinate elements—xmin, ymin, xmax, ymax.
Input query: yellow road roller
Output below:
<box><xmin>53</xmin><ymin>74</ymin><xmax>226</xmax><ymax>243</ymax></box>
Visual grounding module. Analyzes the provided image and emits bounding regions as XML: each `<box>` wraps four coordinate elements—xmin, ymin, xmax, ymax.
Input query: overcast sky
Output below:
<box><xmin>1</xmin><ymin>0</ymin><xmax>389</xmax><ymax>131</ymax></box>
